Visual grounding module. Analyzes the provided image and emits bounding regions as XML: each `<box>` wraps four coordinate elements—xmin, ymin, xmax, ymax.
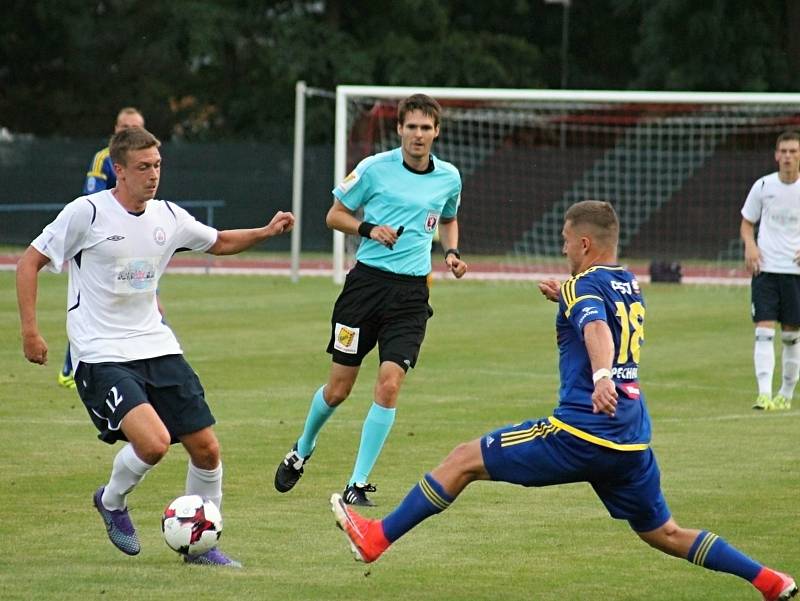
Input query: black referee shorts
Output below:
<box><xmin>751</xmin><ymin>272</ymin><xmax>800</xmax><ymax>326</ymax></box>
<box><xmin>75</xmin><ymin>354</ymin><xmax>215</xmax><ymax>445</ymax></box>
<box><xmin>326</xmin><ymin>262</ymin><xmax>433</xmax><ymax>371</ymax></box>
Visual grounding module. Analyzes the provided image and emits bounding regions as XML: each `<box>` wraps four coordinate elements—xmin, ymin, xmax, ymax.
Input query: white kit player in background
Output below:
<box><xmin>740</xmin><ymin>130</ymin><xmax>800</xmax><ymax>412</ymax></box>
<box><xmin>16</xmin><ymin>126</ymin><xmax>294</xmax><ymax>566</ymax></box>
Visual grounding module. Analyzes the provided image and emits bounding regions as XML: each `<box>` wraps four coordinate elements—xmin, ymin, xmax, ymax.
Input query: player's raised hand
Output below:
<box><xmin>538</xmin><ymin>279</ymin><xmax>561</xmax><ymax>302</ymax></box>
<box><xmin>22</xmin><ymin>331</ymin><xmax>48</xmax><ymax>365</ymax></box>
<box><xmin>266</xmin><ymin>211</ymin><xmax>295</xmax><ymax>236</ymax></box>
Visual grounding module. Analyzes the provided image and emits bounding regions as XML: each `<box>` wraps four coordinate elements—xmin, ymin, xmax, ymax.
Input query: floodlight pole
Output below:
<box><xmin>544</xmin><ymin>0</ymin><xmax>570</xmax><ymax>89</ymax></box>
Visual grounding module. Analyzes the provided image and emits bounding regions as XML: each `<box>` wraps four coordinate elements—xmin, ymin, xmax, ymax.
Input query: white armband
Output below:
<box><xmin>592</xmin><ymin>368</ymin><xmax>612</xmax><ymax>384</ymax></box>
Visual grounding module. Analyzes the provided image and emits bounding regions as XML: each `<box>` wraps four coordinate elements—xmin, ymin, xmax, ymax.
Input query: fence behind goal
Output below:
<box><xmin>333</xmin><ymin>87</ymin><xmax>800</xmax><ymax>284</ymax></box>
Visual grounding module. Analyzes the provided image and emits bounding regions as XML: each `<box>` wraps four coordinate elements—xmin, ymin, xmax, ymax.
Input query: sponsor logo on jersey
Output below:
<box><xmin>106</xmin><ymin>235</ymin><xmax>125</xmax><ymax>242</ymax></box>
<box><xmin>153</xmin><ymin>227</ymin><xmax>167</xmax><ymax>246</ymax></box>
<box><xmin>115</xmin><ymin>259</ymin><xmax>157</xmax><ymax>291</ymax></box>
<box><xmin>485</xmin><ymin>435</ymin><xmax>495</xmax><ymax>447</ymax></box>
<box><xmin>577</xmin><ymin>306</ymin><xmax>599</xmax><ymax>327</ymax></box>
<box><xmin>424</xmin><ymin>211</ymin><xmax>440</xmax><ymax>232</ymax></box>
<box><xmin>333</xmin><ymin>323</ymin><xmax>359</xmax><ymax>354</ymax></box>
<box><xmin>86</xmin><ymin>178</ymin><xmax>96</xmax><ymax>193</ymax></box>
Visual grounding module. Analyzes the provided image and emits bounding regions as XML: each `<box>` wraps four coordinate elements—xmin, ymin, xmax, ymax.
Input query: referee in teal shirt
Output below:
<box><xmin>275</xmin><ymin>94</ymin><xmax>467</xmax><ymax>506</ymax></box>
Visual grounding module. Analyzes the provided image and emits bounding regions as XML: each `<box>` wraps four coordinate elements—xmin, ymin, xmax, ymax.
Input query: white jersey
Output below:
<box><xmin>32</xmin><ymin>190</ymin><xmax>218</xmax><ymax>363</ymax></box>
<box><xmin>741</xmin><ymin>172</ymin><xmax>800</xmax><ymax>275</ymax></box>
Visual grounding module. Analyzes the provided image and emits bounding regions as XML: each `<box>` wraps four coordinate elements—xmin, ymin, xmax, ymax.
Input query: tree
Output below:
<box><xmin>631</xmin><ymin>0</ymin><xmax>798</xmax><ymax>92</ymax></box>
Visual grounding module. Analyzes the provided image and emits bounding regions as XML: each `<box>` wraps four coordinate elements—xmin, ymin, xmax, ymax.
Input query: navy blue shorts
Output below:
<box><xmin>480</xmin><ymin>418</ymin><xmax>671</xmax><ymax>532</ymax></box>
<box><xmin>75</xmin><ymin>354</ymin><xmax>215</xmax><ymax>445</ymax></box>
<box><xmin>751</xmin><ymin>272</ymin><xmax>800</xmax><ymax>325</ymax></box>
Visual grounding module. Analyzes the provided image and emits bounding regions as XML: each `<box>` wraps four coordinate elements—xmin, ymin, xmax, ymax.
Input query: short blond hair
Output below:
<box><xmin>565</xmin><ymin>200</ymin><xmax>619</xmax><ymax>248</ymax></box>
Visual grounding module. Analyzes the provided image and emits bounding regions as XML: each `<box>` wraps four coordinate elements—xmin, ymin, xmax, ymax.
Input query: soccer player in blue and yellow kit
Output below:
<box><xmin>330</xmin><ymin>200</ymin><xmax>796</xmax><ymax>601</ymax></box>
<box><xmin>275</xmin><ymin>94</ymin><xmax>468</xmax><ymax>506</ymax></box>
<box><xmin>59</xmin><ymin>107</ymin><xmax>146</xmax><ymax>388</ymax></box>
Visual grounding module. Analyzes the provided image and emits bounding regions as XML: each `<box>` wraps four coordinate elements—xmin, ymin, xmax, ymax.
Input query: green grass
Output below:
<box><xmin>0</xmin><ymin>272</ymin><xmax>797</xmax><ymax>601</ymax></box>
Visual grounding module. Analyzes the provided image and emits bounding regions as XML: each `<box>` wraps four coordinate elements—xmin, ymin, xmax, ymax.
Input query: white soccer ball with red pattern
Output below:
<box><xmin>161</xmin><ymin>495</ymin><xmax>222</xmax><ymax>556</ymax></box>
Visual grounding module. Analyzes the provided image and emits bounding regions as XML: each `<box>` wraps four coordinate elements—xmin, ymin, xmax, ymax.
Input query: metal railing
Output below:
<box><xmin>0</xmin><ymin>199</ymin><xmax>225</xmax><ymax>228</ymax></box>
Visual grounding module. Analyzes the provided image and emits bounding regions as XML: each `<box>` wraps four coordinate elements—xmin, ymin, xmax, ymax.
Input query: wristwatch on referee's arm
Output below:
<box><xmin>444</xmin><ymin>248</ymin><xmax>460</xmax><ymax>261</ymax></box>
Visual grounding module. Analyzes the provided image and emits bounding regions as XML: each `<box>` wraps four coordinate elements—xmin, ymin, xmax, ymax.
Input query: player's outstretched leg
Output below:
<box><xmin>331</xmin><ymin>471</ymin><xmax>458</xmax><ymax>563</ymax></box>
<box><xmin>330</xmin><ymin>493</ymin><xmax>390</xmax><ymax>563</ymax></box>
<box><xmin>640</xmin><ymin>523</ymin><xmax>796</xmax><ymax>601</ymax></box>
<box><xmin>331</xmin><ymin>440</ymin><xmax>485</xmax><ymax>564</ymax></box>
<box><xmin>92</xmin><ymin>486</ymin><xmax>140</xmax><ymax>555</ymax></box>
<box><xmin>754</xmin><ymin>570</ymin><xmax>798</xmax><ymax>601</ymax></box>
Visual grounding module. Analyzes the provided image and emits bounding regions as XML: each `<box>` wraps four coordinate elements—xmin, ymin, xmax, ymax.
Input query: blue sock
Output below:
<box><xmin>62</xmin><ymin>347</ymin><xmax>72</xmax><ymax>376</ymax></box>
<box><xmin>382</xmin><ymin>473</ymin><xmax>454</xmax><ymax>542</ymax></box>
<box><xmin>296</xmin><ymin>386</ymin><xmax>335</xmax><ymax>458</ymax></box>
<box><xmin>687</xmin><ymin>530</ymin><xmax>762</xmax><ymax>581</ymax></box>
<box><xmin>349</xmin><ymin>402</ymin><xmax>396</xmax><ymax>485</ymax></box>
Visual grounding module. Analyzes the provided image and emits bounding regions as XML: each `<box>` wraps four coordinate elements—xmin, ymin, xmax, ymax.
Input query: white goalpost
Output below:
<box><xmin>332</xmin><ymin>85</ymin><xmax>800</xmax><ymax>284</ymax></box>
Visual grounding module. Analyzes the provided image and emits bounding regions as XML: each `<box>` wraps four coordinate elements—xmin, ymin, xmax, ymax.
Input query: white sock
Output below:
<box><xmin>186</xmin><ymin>462</ymin><xmax>223</xmax><ymax>511</ymax></box>
<box><xmin>754</xmin><ymin>327</ymin><xmax>775</xmax><ymax>396</ymax></box>
<box><xmin>778</xmin><ymin>331</ymin><xmax>800</xmax><ymax>399</ymax></box>
<box><xmin>102</xmin><ymin>444</ymin><xmax>154</xmax><ymax>511</ymax></box>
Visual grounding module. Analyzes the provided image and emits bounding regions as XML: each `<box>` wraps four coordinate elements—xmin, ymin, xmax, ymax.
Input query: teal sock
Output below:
<box><xmin>687</xmin><ymin>531</ymin><xmax>761</xmax><ymax>581</ymax></box>
<box><xmin>296</xmin><ymin>386</ymin><xmax>335</xmax><ymax>458</ymax></box>
<box><xmin>349</xmin><ymin>402</ymin><xmax>396</xmax><ymax>485</ymax></box>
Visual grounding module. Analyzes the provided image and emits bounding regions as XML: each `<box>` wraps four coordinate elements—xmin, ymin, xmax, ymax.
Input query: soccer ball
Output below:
<box><xmin>161</xmin><ymin>495</ymin><xmax>222</xmax><ymax>556</ymax></box>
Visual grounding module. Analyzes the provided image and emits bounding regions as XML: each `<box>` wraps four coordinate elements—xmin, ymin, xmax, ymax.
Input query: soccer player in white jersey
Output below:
<box><xmin>741</xmin><ymin>130</ymin><xmax>800</xmax><ymax>411</ymax></box>
<box><xmin>16</xmin><ymin>127</ymin><xmax>294</xmax><ymax>566</ymax></box>
<box><xmin>274</xmin><ymin>94</ymin><xmax>467</xmax><ymax>506</ymax></box>
<box><xmin>59</xmin><ymin>107</ymin><xmax>148</xmax><ymax>390</ymax></box>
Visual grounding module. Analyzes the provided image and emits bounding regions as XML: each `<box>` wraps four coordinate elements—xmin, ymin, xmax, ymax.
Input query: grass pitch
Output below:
<box><xmin>0</xmin><ymin>271</ymin><xmax>797</xmax><ymax>601</ymax></box>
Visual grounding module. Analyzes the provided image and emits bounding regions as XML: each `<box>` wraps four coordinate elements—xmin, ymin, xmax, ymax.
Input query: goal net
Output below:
<box><xmin>333</xmin><ymin>86</ymin><xmax>800</xmax><ymax>284</ymax></box>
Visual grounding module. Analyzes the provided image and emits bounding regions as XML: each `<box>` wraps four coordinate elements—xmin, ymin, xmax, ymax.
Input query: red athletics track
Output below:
<box><xmin>0</xmin><ymin>254</ymin><xmax>750</xmax><ymax>285</ymax></box>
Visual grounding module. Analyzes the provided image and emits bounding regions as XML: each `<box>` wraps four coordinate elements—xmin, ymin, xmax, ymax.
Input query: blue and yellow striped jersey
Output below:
<box><xmin>552</xmin><ymin>265</ymin><xmax>651</xmax><ymax>449</ymax></box>
<box><xmin>83</xmin><ymin>147</ymin><xmax>115</xmax><ymax>195</ymax></box>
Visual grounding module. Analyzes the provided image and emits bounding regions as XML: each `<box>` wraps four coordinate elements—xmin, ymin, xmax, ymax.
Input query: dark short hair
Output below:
<box><xmin>109</xmin><ymin>127</ymin><xmax>160</xmax><ymax>166</ymax></box>
<box><xmin>565</xmin><ymin>200</ymin><xmax>619</xmax><ymax>247</ymax></box>
<box><xmin>776</xmin><ymin>130</ymin><xmax>800</xmax><ymax>148</ymax></box>
<box><xmin>397</xmin><ymin>94</ymin><xmax>442</xmax><ymax>127</ymax></box>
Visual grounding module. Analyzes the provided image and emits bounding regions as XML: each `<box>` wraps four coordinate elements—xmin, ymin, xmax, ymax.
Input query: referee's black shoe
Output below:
<box><xmin>274</xmin><ymin>443</ymin><xmax>312</xmax><ymax>492</ymax></box>
<box><xmin>342</xmin><ymin>482</ymin><xmax>377</xmax><ymax>506</ymax></box>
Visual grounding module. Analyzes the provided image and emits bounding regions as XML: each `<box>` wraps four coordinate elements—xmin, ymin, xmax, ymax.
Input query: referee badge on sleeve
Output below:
<box><xmin>334</xmin><ymin>323</ymin><xmax>359</xmax><ymax>354</ymax></box>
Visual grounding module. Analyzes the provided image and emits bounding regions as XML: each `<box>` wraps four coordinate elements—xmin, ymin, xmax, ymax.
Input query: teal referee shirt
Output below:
<box><xmin>333</xmin><ymin>148</ymin><xmax>462</xmax><ymax>276</ymax></box>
